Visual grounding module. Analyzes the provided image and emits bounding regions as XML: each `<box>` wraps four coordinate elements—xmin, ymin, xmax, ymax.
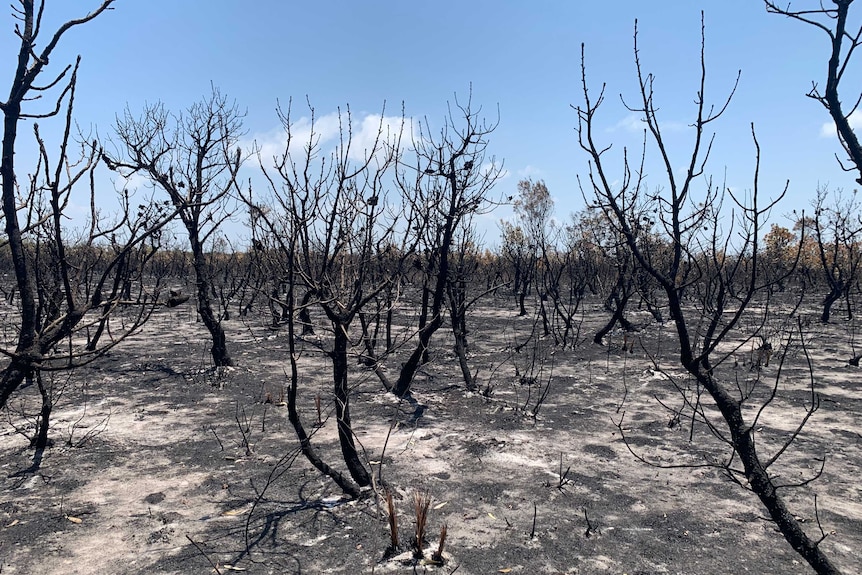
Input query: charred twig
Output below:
<box><xmin>430</xmin><ymin>524</ymin><xmax>447</xmax><ymax>565</ymax></box>
<box><xmin>558</xmin><ymin>453</ymin><xmax>572</xmax><ymax>491</ymax></box>
<box><xmin>583</xmin><ymin>508</ymin><xmax>599</xmax><ymax>538</ymax></box>
<box><xmin>530</xmin><ymin>502</ymin><xmax>538</xmax><ymax>539</ymax></box>
<box><xmin>185</xmin><ymin>534</ymin><xmax>222</xmax><ymax>575</ymax></box>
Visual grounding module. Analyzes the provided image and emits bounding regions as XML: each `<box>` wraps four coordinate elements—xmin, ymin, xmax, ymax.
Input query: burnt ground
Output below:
<box><xmin>0</xmin><ymin>295</ymin><xmax>860</xmax><ymax>574</ymax></box>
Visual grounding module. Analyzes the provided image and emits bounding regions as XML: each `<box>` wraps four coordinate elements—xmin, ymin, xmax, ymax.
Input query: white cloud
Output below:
<box><xmin>609</xmin><ymin>113</ymin><xmax>646</xmax><ymax>133</ymax></box>
<box><xmin>348</xmin><ymin>114</ymin><xmax>413</xmax><ymax>161</ymax></box>
<box><xmin>607</xmin><ymin>113</ymin><xmax>688</xmax><ymax>134</ymax></box>
<box><xmin>245</xmin><ymin>111</ymin><xmax>413</xmax><ymax>169</ymax></box>
<box><xmin>119</xmin><ymin>171</ymin><xmax>152</xmax><ymax>192</ymax></box>
<box><xmin>819</xmin><ymin>110</ymin><xmax>862</xmax><ymax>138</ymax></box>
<box><xmin>244</xmin><ymin>112</ymin><xmax>341</xmax><ymax>168</ymax></box>
<box><xmin>242</xmin><ymin>126</ymin><xmax>287</xmax><ymax>168</ymax></box>
<box><xmin>293</xmin><ymin>112</ymin><xmax>342</xmax><ymax>150</ymax></box>
<box><xmin>516</xmin><ymin>165</ymin><xmax>543</xmax><ymax>179</ymax></box>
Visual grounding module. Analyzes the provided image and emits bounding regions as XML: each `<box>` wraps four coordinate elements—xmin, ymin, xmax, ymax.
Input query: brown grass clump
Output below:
<box><xmin>412</xmin><ymin>491</ymin><xmax>432</xmax><ymax>558</ymax></box>
<box><xmin>384</xmin><ymin>489</ymin><xmax>399</xmax><ymax>557</ymax></box>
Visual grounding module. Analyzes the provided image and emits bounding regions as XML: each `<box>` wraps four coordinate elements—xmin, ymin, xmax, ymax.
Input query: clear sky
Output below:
<box><xmin>2</xmin><ymin>1</ymin><xmax>860</xmax><ymax>246</ymax></box>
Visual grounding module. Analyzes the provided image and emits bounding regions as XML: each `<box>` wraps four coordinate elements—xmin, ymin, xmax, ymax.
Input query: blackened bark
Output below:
<box><xmin>393</xmin><ymin>315</ymin><xmax>444</xmax><ymax>397</ymax></box>
<box><xmin>332</xmin><ymin>325</ymin><xmax>371</xmax><ymax>487</ymax></box>
<box><xmin>694</xmin><ymin>368</ymin><xmax>841</xmax><ymax>575</ymax></box>
<box><xmin>517</xmin><ymin>285</ymin><xmax>529</xmax><ymax>316</ymax></box>
<box><xmin>358</xmin><ymin>310</ymin><xmax>393</xmax><ymax>391</ymax></box>
<box><xmin>1</xmin><ymin>102</ymin><xmax>38</xmax><ymax>409</ymax></box>
<box><xmin>33</xmin><ymin>373</ymin><xmax>52</xmax><ymax>452</ymax></box>
<box><xmin>191</xmin><ymin>238</ymin><xmax>233</xmax><ymax>367</ymax></box>
<box><xmin>298</xmin><ymin>290</ymin><xmax>315</xmax><ymax>335</ymax></box>
<box><xmin>594</xmin><ymin>292</ymin><xmax>632</xmax><ymax>345</ymax></box>
<box><xmin>821</xmin><ymin>287</ymin><xmax>842</xmax><ymax>323</ymax></box>
<box><xmin>285</xmin><ymin>292</ymin><xmax>361</xmax><ymax>499</ymax></box>
<box><xmin>447</xmin><ymin>279</ymin><xmax>475</xmax><ymax>390</ymax></box>
<box><xmin>87</xmin><ymin>252</ymin><xmax>127</xmax><ymax>351</ymax></box>
<box><xmin>392</xmin><ymin>174</ymin><xmax>459</xmax><ymax>397</ymax></box>
<box><xmin>0</xmin><ymin>358</ymin><xmax>33</xmax><ymax>413</ymax></box>
<box><xmin>452</xmin><ymin>329</ymin><xmax>474</xmax><ymax>390</ymax></box>
<box><xmin>823</xmin><ymin>1</ymin><xmax>862</xmax><ymax>186</ymax></box>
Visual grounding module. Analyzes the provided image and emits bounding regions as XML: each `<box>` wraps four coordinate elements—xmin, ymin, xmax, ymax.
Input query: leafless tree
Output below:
<box><xmin>0</xmin><ymin>0</ymin><xmax>149</xmax><ymax>412</ymax></box>
<box><xmin>576</xmin><ymin>16</ymin><xmax>841</xmax><ymax>575</ymax></box>
<box><xmin>499</xmin><ymin>220</ymin><xmax>535</xmax><ymax>317</ymax></box>
<box><xmin>0</xmin><ymin>2</ymin><xmax>174</xmax><ymax>463</ymax></box>
<box><xmin>516</xmin><ymin>179</ymin><xmax>557</xmax><ymax>334</ymax></box>
<box><xmin>248</xmin><ymin>100</ymin><xmax>420</xmax><ymax>496</ymax></box>
<box><xmin>390</xmin><ymin>95</ymin><xmax>503</xmax><ymax>397</ymax></box>
<box><xmin>541</xmin><ymin>213</ymin><xmax>597</xmax><ymax>348</ymax></box>
<box><xmin>807</xmin><ymin>187</ymin><xmax>862</xmax><ymax>321</ymax></box>
<box><xmin>444</xmin><ymin>217</ymin><xmax>501</xmax><ymax>390</ymax></box>
<box><xmin>766</xmin><ymin>0</ymin><xmax>862</xmax><ymax>185</ymax></box>
<box><xmin>106</xmin><ymin>87</ymin><xmax>245</xmax><ymax>366</ymax></box>
<box><xmin>591</xmin><ymin>227</ymin><xmax>639</xmax><ymax>345</ymax></box>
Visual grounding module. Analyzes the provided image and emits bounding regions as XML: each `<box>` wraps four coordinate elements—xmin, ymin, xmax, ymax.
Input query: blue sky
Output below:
<box><xmin>2</xmin><ymin>1</ymin><xmax>860</xmax><ymax>246</ymax></box>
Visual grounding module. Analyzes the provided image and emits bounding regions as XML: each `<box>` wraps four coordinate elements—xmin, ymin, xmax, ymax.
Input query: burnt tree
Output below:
<box><xmin>577</xmin><ymin>16</ymin><xmax>841</xmax><ymax>575</ymax></box>
<box><xmin>0</xmin><ymin>1</ymin><xmax>169</xmax><ymax>415</ymax></box>
<box><xmin>108</xmin><ymin>87</ymin><xmax>245</xmax><ymax>367</ymax></box>
<box><xmin>390</xmin><ymin>94</ymin><xmax>503</xmax><ymax>397</ymax></box>
<box><xmin>0</xmin><ymin>1</ymin><xmax>173</xmax><ymax>462</ymax></box>
<box><xmin>249</xmin><ymin>101</ymin><xmax>419</xmax><ymax>495</ymax></box>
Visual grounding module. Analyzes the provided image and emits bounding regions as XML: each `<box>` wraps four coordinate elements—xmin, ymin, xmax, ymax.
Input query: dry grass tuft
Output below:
<box><xmin>412</xmin><ymin>491</ymin><xmax>432</xmax><ymax>558</ymax></box>
<box><xmin>384</xmin><ymin>489</ymin><xmax>399</xmax><ymax>556</ymax></box>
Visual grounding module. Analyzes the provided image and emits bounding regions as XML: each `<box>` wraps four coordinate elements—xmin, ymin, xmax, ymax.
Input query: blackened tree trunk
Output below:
<box><xmin>331</xmin><ymin>322</ymin><xmax>371</xmax><ymax>488</ymax></box>
<box><xmin>593</xmin><ymin>291</ymin><xmax>633</xmax><ymax>345</ymax></box>
<box><xmin>298</xmin><ymin>289</ymin><xmax>315</xmax><ymax>335</ymax></box>
<box><xmin>0</xmin><ymin>360</ymin><xmax>32</xmax><ymax>416</ymax></box>
<box><xmin>357</xmin><ymin>297</ymin><xmax>395</xmax><ymax>391</ymax></box>
<box><xmin>0</xmin><ymin>66</ymin><xmax>39</xmax><ymax>410</ymax></box>
<box><xmin>0</xmin><ymin>0</ymin><xmax>138</xmax><ymax>411</ymax></box>
<box><xmin>247</xmin><ymin>101</ymin><xmax>416</xmax><ymax>497</ymax></box>
<box><xmin>594</xmin><ymin>272</ymin><xmax>635</xmax><ymax>345</ymax></box>
<box><xmin>392</xmin><ymin>212</ymin><xmax>453</xmax><ymax>398</ymax></box>
<box><xmin>515</xmin><ymin>254</ymin><xmax>536</xmax><ymax>317</ymax></box>
<box><xmin>284</xmin><ymin>269</ymin><xmax>361</xmax><ymax>499</ymax></box>
<box><xmin>448</xmin><ymin>280</ymin><xmax>475</xmax><ymax>390</ymax></box>
<box><xmin>821</xmin><ymin>284</ymin><xmax>843</xmax><ymax>323</ymax></box>
<box><xmin>191</xmin><ymin>237</ymin><xmax>233</xmax><ymax>366</ymax></box>
<box><xmin>32</xmin><ymin>373</ymin><xmax>52</xmax><ymax>451</ymax></box>
<box><xmin>766</xmin><ymin>0</ymin><xmax>862</xmax><ymax>186</ymax></box>
<box><xmin>86</xmin><ymin>250</ymin><xmax>127</xmax><ymax>351</ymax></box>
